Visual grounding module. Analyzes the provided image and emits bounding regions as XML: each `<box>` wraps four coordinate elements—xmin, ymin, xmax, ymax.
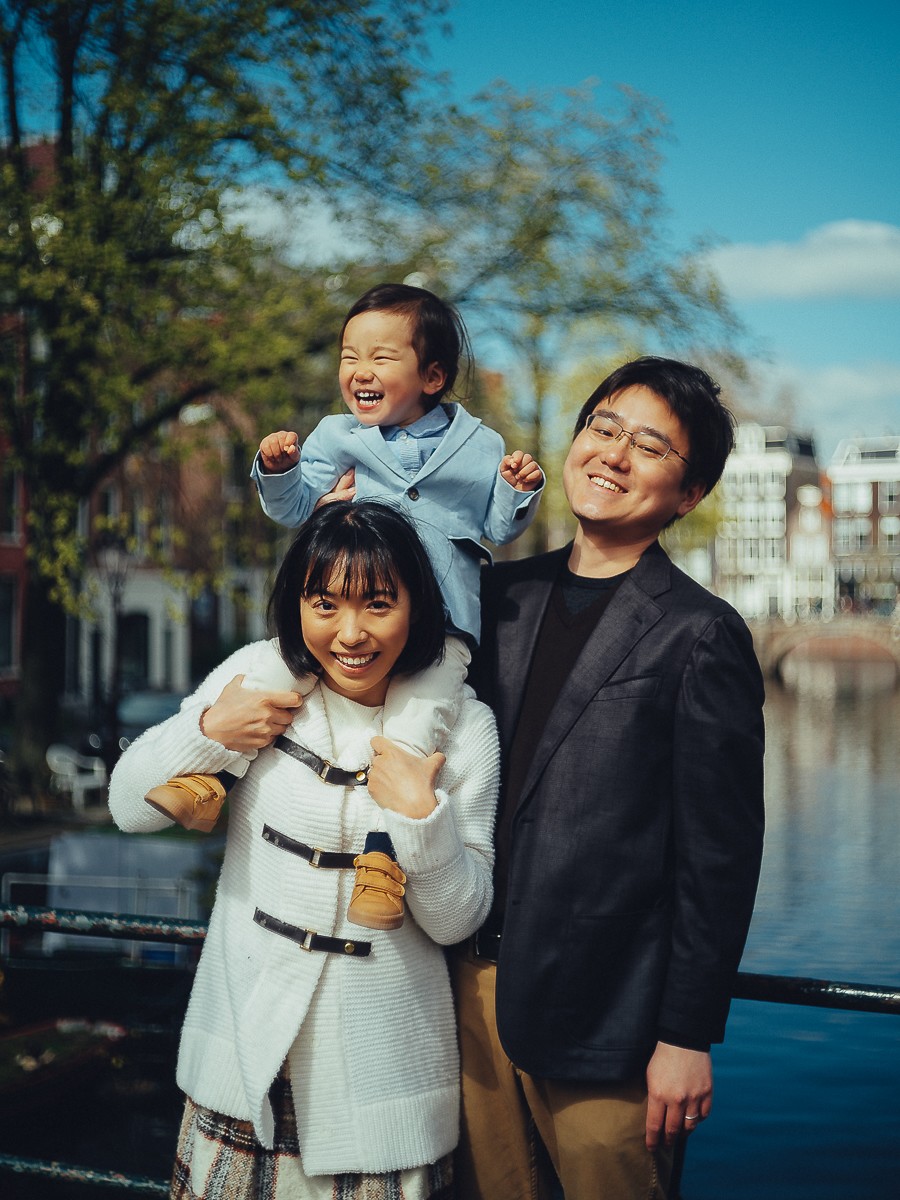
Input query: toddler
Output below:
<box><xmin>146</xmin><ymin>283</ymin><xmax>543</xmax><ymax>929</ymax></box>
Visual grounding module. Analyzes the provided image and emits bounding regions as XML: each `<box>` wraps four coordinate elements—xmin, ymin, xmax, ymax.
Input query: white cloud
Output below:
<box><xmin>704</xmin><ymin>221</ymin><xmax>900</xmax><ymax>301</ymax></box>
<box><xmin>741</xmin><ymin>358</ymin><xmax>900</xmax><ymax>461</ymax></box>
<box><xmin>222</xmin><ymin>188</ymin><xmax>370</xmax><ymax>265</ymax></box>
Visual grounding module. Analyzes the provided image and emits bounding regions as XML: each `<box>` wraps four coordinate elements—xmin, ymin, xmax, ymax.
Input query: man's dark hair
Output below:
<box><xmin>269</xmin><ymin>501</ymin><xmax>446</xmax><ymax>679</ymax></box>
<box><xmin>572</xmin><ymin>356</ymin><xmax>736</xmax><ymax>496</ymax></box>
<box><xmin>341</xmin><ymin>283</ymin><xmax>472</xmax><ymax>407</ymax></box>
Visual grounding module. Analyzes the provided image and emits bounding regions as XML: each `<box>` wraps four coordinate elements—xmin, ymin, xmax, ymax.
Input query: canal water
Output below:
<box><xmin>682</xmin><ymin>660</ymin><xmax>900</xmax><ymax>1200</ymax></box>
<box><xmin>1</xmin><ymin>660</ymin><xmax>898</xmax><ymax>1197</ymax></box>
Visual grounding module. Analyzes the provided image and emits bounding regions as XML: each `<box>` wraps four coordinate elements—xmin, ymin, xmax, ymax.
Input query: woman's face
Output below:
<box><xmin>299</xmin><ymin>564</ymin><xmax>412</xmax><ymax>707</ymax></box>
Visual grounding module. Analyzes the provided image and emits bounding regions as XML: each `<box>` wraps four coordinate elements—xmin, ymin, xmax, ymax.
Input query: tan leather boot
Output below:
<box><xmin>347</xmin><ymin>852</ymin><xmax>407</xmax><ymax>931</ymax></box>
<box><xmin>144</xmin><ymin>774</ymin><xmax>227</xmax><ymax>834</ymax></box>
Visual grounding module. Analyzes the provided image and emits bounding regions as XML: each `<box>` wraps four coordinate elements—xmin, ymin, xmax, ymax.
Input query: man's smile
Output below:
<box><xmin>588</xmin><ymin>473</ymin><xmax>626</xmax><ymax>494</ymax></box>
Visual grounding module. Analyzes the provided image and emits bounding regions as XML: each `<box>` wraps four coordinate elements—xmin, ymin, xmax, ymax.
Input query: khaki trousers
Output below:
<box><xmin>451</xmin><ymin>955</ymin><xmax>674</xmax><ymax>1200</ymax></box>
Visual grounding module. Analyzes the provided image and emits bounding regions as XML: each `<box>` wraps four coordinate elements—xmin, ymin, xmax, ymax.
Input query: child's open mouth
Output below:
<box><xmin>355</xmin><ymin>390</ymin><xmax>384</xmax><ymax>408</ymax></box>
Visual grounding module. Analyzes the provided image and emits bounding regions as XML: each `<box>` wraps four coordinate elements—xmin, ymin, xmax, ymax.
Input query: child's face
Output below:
<box><xmin>339</xmin><ymin>310</ymin><xmax>446</xmax><ymax>428</ymax></box>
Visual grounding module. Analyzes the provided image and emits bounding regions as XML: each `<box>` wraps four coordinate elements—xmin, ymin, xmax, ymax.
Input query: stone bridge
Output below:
<box><xmin>746</xmin><ymin>615</ymin><xmax>900</xmax><ymax>679</ymax></box>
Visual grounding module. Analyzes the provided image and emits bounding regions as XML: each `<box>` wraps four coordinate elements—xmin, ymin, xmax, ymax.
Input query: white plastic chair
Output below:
<box><xmin>45</xmin><ymin>744</ymin><xmax>109</xmax><ymax>812</ymax></box>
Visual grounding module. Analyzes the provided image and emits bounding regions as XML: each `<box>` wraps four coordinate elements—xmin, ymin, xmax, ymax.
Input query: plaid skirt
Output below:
<box><xmin>170</xmin><ymin>1074</ymin><xmax>454</xmax><ymax>1200</ymax></box>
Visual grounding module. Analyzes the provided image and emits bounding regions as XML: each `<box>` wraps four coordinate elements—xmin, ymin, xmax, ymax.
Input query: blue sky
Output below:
<box><xmin>426</xmin><ymin>0</ymin><xmax>900</xmax><ymax>462</ymax></box>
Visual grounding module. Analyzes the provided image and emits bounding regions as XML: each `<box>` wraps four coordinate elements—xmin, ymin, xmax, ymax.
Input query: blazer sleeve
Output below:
<box><xmin>250</xmin><ymin>417</ymin><xmax>354</xmax><ymax>528</ymax></box>
<box><xmin>658</xmin><ymin>611</ymin><xmax>766</xmax><ymax>1045</ymax></box>
<box><xmin>482</xmin><ymin>472</ymin><xmax>545</xmax><ymax>546</ymax></box>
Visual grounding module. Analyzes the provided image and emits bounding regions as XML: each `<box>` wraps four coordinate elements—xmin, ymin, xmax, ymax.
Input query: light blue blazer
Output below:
<box><xmin>251</xmin><ymin>405</ymin><xmax>543</xmax><ymax>643</ymax></box>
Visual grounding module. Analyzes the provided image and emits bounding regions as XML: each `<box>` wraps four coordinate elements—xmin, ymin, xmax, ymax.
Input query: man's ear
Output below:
<box><xmin>675</xmin><ymin>481</ymin><xmax>706</xmax><ymax>520</ymax></box>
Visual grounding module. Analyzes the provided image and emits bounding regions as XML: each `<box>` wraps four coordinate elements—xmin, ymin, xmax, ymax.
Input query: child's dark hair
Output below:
<box><xmin>341</xmin><ymin>283</ymin><xmax>471</xmax><ymax>407</ymax></box>
<box><xmin>269</xmin><ymin>501</ymin><xmax>446</xmax><ymax>679</ymax></box>
<box><xmin>572</xmin><ymin>356</ymin><xmax>736</xmax><ymax>497</ymax></box>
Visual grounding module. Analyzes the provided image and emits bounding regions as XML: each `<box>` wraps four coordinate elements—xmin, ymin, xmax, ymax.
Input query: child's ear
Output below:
<box><xmin>422</xmin><ymin>362</ymin><xmax>447</xmax><ymax>395</ymax></box>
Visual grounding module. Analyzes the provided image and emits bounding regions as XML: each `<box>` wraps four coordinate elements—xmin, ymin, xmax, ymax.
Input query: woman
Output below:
<box><xmin>108</xmin><ymin>501</ymin><xmax>499</xmax><ymax>1200</ymax></box>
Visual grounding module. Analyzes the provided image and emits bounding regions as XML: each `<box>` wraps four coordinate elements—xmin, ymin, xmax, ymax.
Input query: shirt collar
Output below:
<box><xmin>384</xmin><ymin>404</ymin><xmax>451</xmax><ymax>438</ymax></box>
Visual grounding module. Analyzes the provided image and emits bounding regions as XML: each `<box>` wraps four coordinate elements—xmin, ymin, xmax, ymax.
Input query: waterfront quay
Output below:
<box><xmin>1</xmin><ymin>656</ymin><xmax>899</xmax><ymax>1198</ymax></box>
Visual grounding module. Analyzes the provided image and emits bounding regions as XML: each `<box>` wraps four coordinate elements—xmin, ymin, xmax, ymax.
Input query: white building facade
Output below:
<box><xmin>827</xmin><ymin>436</ymin><xmax>900</xmax><ymax>615</ymax></box>
<box><xmin>715</xmin><ymin>423</ymin><xmax>833</xmax><ymax>620</ymax></box>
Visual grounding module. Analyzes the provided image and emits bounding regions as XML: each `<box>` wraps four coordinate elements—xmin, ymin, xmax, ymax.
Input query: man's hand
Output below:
<box><xmin>259</xmin><ymin>431</ymin><xmax>300</xmax><ymax>474</ymax></box>
<box><xmin>199</xmin><ymin>676</ymin><xmax>303</xmax><ymax>754</ymax></box>
<box><xmin>500</xmin><ymin>450</ymin><xmax>544</xmax><ymax>492</ymax></box>
<box><xmin>645</xmin><ymin>1042</ymin><xmax>712</xmax><ymax>1150</ymax></box>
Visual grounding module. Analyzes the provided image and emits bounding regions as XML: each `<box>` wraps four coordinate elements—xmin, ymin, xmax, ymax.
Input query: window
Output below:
<box><xmin>878</xmin><ymin>480</ymin><xmax>900</xmax><ymax>512</ymax></box>
<box><xmin>832</xmin><ymin>481</ymin><xmax>872</xmax><ymax>515</ymax></box>
<box><xmin>0</xmin><ymin>576</ymin><xmax>16</xmax><ymax>671</ymax></box>
<box><xmin>833</xmin><ymin>519</ymin><xmax>852</xmax><ymax>554</ymax></box>
<box><xmin>880</xmin><ymin>516</ymin><xmax>900</xmax><ymax>550</ymax></box>
<box><xmin>0</xmin><ymin>470</ymin><xmax>22</xmax><ymax>539</ymax></box>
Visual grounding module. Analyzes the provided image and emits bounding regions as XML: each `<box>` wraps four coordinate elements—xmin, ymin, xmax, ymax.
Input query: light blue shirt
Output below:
<box><xmin>382</xmin><ymin>407</ymin><xmax>451</xmax><ymax>477</ymax></box>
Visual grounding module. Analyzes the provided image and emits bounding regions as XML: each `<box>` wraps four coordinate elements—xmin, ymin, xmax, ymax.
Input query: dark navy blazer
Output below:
<box><xmin>475</xmin><ymin>542</ymin><xmax>765</xmax><ymax>1082</ymax></box>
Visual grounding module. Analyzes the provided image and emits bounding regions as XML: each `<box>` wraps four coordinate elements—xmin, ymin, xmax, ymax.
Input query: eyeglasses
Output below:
<box><xmin>583</xmin><ymin>413</ymin><xmax>690</xmax><ymax>466</ymax></box>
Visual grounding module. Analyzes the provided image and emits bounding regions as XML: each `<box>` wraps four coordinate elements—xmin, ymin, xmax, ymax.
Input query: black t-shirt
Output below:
<box><xmin>490</xmin><ymin>564</ymin><xmax>628</xmax><ymax>923</ymax></box>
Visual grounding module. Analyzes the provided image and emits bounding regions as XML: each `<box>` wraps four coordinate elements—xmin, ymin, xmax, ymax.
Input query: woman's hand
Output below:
<box><xmin>367</xmin><ymin>735</ymin><xmax>445</xmax><ymax>820</ymax></box>
<box><xmin>314</xmin><ymin>467</ymin><xmax>356</xmax><ymax>509</ymax></box>
<box><xmin>199</xmin><ymin>675</ymin><xmax>303</xmax><ymax>753</ymax></box>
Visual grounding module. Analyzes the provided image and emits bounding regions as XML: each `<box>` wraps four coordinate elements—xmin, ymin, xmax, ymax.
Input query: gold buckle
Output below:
<box><xmin>317</xmin><ymin>759</ymin><xmax>333</xmax><ymax>782</ymax></box>
<box><xmin>300</xmin><ymin>929</ymin><xmax>316</xmax><ymax>952</ymax></box>
<box><xmin>310</xmin><ymin>848</ymin><xmax>323</xmax><ymax>868</ymax></box>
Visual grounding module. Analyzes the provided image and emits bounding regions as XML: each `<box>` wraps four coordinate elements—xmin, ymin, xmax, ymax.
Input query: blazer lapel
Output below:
<box><xmin>412</xmin><ymin>405</ymin><xmax>482</xmax><ymax>483</ymax></box>
<box><xmin>515</xmin><ymin>543</ymin><xmax>672</xmax><ymax>809</ymax></box>
<box><xmin>492</xmin><ymin>549</ymin><xmax>563</xmax><ymax>750</ymax></box>
<box><xmin>350</xmin><ymin>424</ymin><xmax>409</xmax><ymax>484</ymax></box>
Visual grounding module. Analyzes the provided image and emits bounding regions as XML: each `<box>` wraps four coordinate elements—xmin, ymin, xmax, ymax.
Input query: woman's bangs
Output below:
<box><xmin>301</xmin><ymin>542</ymin><xmax>398</xmax><ymax>600</ymax></box>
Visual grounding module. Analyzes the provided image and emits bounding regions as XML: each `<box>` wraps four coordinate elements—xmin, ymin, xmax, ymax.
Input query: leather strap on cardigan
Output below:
<box><xmin>274</xmin><ymin>735</ymin><xmax>369</xmax><ymax>787</ymax></box>
<box><xmin>253</xmin><ymin>908</ymin><xmax>371</xmax><ymax>957</ymax></box>
<box><xmin>261</xmin><ymin>823</ymin><xmax>357</xmax><ymax>870</ymax></box>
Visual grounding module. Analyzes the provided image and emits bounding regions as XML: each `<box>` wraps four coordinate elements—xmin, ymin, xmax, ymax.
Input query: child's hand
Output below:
<box><xmin>500</xmin><ymin>450</ymin><xmax>544</xmax><ymax>492</ymax></box>
<box><xmin>259</xmin><ymin>431</ymin><xmax>300</xmax><ymax>474</ymax></box>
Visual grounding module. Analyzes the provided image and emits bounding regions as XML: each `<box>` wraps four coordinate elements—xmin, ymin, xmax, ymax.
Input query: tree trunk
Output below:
<box><xmin>11</xmin><ymin>570</ymin><xmax>68</xmax><ymax>799</ymax></box>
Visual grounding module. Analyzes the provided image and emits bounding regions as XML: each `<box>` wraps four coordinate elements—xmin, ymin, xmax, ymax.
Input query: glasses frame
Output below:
<box><xmin>583</xmin><ymin>412</ymin><xmax>691</xmax><ymax>467</ymax></box>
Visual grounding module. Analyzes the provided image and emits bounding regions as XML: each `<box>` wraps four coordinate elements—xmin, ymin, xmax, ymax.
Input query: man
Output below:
<box><xmin>455</xmin><ymin>357</ymin><xmax>765</xmax><ymax>1199</ymax></box>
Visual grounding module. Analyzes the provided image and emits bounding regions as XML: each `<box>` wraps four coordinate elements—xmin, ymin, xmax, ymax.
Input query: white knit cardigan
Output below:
<box><xmin>107</xmin><ymin>640</ymin><xmax>499</xmax><ymax>1174</ymax></box>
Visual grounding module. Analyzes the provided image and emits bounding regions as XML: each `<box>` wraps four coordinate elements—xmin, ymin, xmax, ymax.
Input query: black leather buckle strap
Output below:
<box><xmin>473</xmin><ymin>928</ymin><xmax>501</xmax><ymax>963</ymax></box>
<box><xmin>274</xmin><ymin>735</ymin><xmax>369</xmax><ymax>786</ymax></box>
<box><xmin>261</xmin><ymin>824</ymin><xmax>356</xmax><ymax>870</ymax></box>
<box><xmin>253</xmin><ymin>908</ymin><xmax>371</xmax><ymax>957</ymax></box>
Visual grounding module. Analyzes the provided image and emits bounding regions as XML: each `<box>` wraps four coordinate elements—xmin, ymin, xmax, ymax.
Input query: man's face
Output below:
<box><xmin>563</xmin><ymin>385</ymin><xmax>705</xmax><ymax>544</ymax></box>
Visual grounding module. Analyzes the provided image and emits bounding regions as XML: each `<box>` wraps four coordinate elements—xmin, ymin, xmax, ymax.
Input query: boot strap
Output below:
<box><xmin>253</xmin><ymin>908</ymin><xmax>370</xmax><ymax>957</ymax></box>
<box><xmin>262</xmin><ymin>823</ymin><xmax>356</xmax><ymax>869</ymax></box>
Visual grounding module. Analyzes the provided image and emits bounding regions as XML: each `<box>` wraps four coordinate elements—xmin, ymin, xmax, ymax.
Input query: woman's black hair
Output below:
<box><xmin>268</xmin><ymin>501</ymin><xmax>446</xmax><ymax>680</ymax></box>
<box><xmin>341</xmin><ymin>283</ymin><xmax>472</xmax><ymax>406</ymax></box>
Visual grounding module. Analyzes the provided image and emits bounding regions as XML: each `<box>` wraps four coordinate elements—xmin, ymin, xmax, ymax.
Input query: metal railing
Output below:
<box><xmin>0</xmin><ymin>903</ymin><xmax>898</xmax><ymax>1195</ymax></box>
